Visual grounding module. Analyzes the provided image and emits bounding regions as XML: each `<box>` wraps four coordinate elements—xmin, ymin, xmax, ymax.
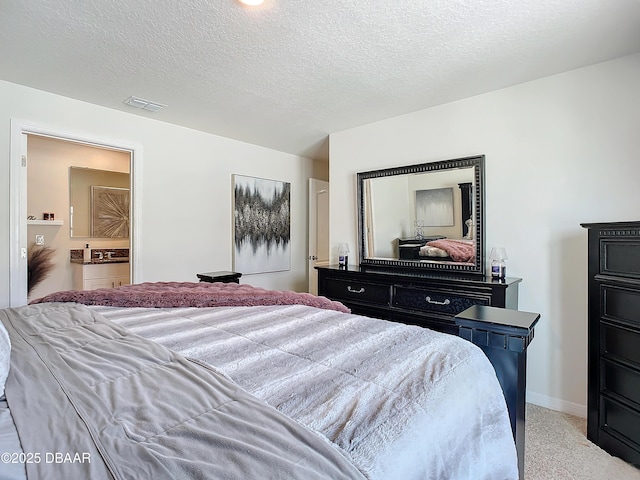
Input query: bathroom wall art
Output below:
<box><xmin>91</xmin><ymin>186</ymin><xmax>130</xmax><ymax>238</ymax></box>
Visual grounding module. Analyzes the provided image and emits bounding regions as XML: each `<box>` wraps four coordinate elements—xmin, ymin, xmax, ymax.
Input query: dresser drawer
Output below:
<box><xmin>393</xmin><ymin>286</ymin><xmax>489</xmax><ymax>315</ymax></box>
<box><xmin>600</xmin><ymin>239</ymin><xmax>640</xmax><ymax>279</ymax></box>
<box><xmin>322</xmin><ymin>278</ymin><xmax>391</xmax><ymax>305</ymax></box>
<box><xmin>601</xmin><ymin>323</ymin><xmax>640</xmax><ymax>367</ymax></box>
<box><xmin>602</xmin><ymin>285</ymin><xmax>640</xmax><ymax>327</ymax></box>
<box><xmin>600</xmin><ymin>397</ymin><xmax>640</xmax><ymax>451</ymax></box>
<box><xmin>602</xmin><ymin>360</ymin><xmax>640</xmax><ymax>407</ymax></box>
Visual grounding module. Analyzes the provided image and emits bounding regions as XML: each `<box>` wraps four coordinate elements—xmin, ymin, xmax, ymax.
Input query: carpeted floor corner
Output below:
<box><xmin>525</xmin><ymin>403</ymin><xmax>640</xmax><ymax>480</ymax></box>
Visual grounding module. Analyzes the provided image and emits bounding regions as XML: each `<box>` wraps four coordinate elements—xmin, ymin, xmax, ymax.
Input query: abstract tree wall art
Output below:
<box><xmin>233</xmin><ymin>175</ymin><xmax>291</xmax><ymax>274</ymax></box>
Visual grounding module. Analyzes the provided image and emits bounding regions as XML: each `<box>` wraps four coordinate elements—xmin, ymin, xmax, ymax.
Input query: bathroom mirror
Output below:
<box><xmin>357</xmin><ymin>155</ymin><xmax>485</xmax><ymax>275</ymax></box>
<box><xmin>69</xmin><ymin>167</ymin><xmax>130</xmax><ymax>238</ymax></box>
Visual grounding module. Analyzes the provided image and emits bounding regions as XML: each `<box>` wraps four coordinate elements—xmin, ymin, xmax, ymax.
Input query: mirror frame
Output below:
<box><xmin>357</xmin><ymin>154</ymin><xmax>486</xmax><ymax>275</ymax></box>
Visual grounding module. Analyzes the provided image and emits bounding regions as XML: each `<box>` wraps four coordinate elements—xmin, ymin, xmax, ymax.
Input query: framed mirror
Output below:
<box><xmin>69</xmin><ymin>167</ymin><xmax>130</xmax><ymax>238</ymax></box>
<box><xmin>357</xmin><ymin>155</ymin><xmax>485</xmax><ymax>275</ymax></box>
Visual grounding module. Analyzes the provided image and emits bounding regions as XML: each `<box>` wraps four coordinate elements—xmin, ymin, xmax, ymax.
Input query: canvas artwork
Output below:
<box><xmin>233</xmin><ymin>175</ymin><xmax>291</xmax><ymax>274</ymax></box>
<box><xmin>415</xmin><ymin>187</ymin><xmax>454</xmax><ymax>227</ymax></box>
<box><xmin>91</xmin><ymin>186</ymin><xmax>130</xmax><ymax>238</ymax></box>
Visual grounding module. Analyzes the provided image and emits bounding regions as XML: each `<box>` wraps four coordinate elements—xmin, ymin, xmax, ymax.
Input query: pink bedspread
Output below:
<box><xmin>425</xmin><ymin>239</ymin><xmax>475</xmax><ymax>263</ymax></box>
<box><xmin>30</xmin><ymin>281</ymin><xmax>351</xmax><ymax>313</ymax></box>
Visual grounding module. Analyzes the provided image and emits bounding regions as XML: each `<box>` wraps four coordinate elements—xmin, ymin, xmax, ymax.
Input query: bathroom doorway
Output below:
<box><xmin>27</xmin><ymin>135</ymin><xmax>131</xmax><ymax>300</ymax></box>
<box><xmin>9</xmin><ymin>121</ymin><xmax>141</xmax><ymax>306</ymax></box>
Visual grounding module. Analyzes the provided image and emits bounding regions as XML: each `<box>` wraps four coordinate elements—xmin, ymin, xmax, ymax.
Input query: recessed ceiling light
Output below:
<box><xmin>123</xmin><ymin>96</ymin><xmax>166</xmax><ymax>112</ymax></box>
<box><xmin>238</xmin><ymin>0</ymin><xmax>264</xmax><ymax>6</ymax></box>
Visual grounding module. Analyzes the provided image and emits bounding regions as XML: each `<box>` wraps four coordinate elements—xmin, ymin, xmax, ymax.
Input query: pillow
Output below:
<box><xmin>0</xmin><ymin>322</ymin><xmax>10</xmax><ymax>400</ymax></box>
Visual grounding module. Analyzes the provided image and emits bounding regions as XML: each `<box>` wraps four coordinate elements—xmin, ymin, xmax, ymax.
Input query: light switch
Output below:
<box><xmin>35</xmin><ymin>234</ymin><xmax>44</xmax><ymax>245</ymax></box>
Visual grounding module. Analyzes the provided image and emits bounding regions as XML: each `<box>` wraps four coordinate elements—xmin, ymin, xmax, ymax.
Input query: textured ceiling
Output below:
<box><xmin>1</xmin><ymin>0</ymin><xmax>639</xmax><ymax>161</ymax></box>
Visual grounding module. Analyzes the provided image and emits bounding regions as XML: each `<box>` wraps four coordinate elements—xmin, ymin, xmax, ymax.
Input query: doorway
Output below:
<box><xmin>9</xmin><ymin>120</ymin><xmax>141</xmax><ymax>307</ymax></box>
<box><xmin>308</xmin><ymin>178</ymin><xmax>329</xmax><ymax>294</ymax></box>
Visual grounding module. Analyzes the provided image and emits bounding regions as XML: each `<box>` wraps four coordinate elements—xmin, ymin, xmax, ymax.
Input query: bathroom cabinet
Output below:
<box><xmin>72</xmin><ymin>262</ymin><xmax>130</xmax><ymax>290</ymax></box>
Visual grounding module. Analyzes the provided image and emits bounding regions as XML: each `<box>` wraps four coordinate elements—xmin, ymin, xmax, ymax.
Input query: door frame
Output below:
<box><xmin>9</xmin><ymin>119</ymin><xmax>143</xmax><ymax>306</ymax></box>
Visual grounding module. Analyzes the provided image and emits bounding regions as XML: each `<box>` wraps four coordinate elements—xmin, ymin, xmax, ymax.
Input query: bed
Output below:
<box><xmin>419</xmin><ymin>238</ymin><xmax>476</xmax><ymax>263</ymax></box>
<box><xmin>2</xmin><ymin>282</ymin><xmax>518</xmax><ymax>479</ymax></box>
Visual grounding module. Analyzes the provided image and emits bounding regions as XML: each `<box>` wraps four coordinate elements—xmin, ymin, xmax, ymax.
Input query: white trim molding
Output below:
<box><xmin>526</xmin><ymin>390</ymin><xmax>587</xmax><ymax>418</ymax></box>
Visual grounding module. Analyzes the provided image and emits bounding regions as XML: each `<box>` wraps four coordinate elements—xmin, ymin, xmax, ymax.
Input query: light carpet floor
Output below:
<box><xmin>525</xmin><ymin>403</ymin><xmax>640</xmax><ymax>480</ymax></box>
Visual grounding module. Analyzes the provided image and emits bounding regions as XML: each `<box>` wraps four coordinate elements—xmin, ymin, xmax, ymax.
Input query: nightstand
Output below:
<box><xmin>196</xmin><ymin>271</ymin><xmax>242</xmax><ymax>284</ymax></box>
<box><xmin>455</xmin><ymin>305</ymin><xmax>540</xmax><ymax>480</ymax></box>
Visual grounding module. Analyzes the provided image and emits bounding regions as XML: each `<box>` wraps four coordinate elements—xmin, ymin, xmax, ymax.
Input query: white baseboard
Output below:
<box><xmin>526</xmin><ymin>390</ymin><xmax>587</xmax><ymax>418</ymax></box>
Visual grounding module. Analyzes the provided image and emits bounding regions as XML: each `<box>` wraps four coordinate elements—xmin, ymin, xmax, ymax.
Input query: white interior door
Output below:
<box><xmin>308</xmin><ymin>178</ymin><xmax>329</xmax><ymax>294</ymax></box>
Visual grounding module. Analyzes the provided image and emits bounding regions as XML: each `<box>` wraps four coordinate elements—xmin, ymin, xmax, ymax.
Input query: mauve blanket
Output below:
<box><xmin>425</xmin><ymin>239</ymin><xmax>475</xmax><ymax>263</ymax></box>
<box><xmin>31</xmin><ymin>281</ymin><xmax>351</xmax><ymax>313</ymax></box>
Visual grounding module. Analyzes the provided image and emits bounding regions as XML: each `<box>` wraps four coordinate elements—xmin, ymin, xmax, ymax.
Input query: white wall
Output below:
<box><xmin>0</xmin><ymin>80</ymin><xmax>321</xmax><ymax>308</ymax></box>
<box><xmin>329</xmin><ymin>53</ymin><xmax>640</xmax><ymax>415</ymax></box>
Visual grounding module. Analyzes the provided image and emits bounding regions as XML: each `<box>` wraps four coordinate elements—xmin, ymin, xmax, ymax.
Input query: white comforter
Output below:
<box><xmin>94</xmin><ymin>304</ymin><xmax>518</xmax><ymax>480</ymax></box>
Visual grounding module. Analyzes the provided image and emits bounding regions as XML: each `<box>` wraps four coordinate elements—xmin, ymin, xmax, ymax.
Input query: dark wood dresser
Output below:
<box><xmin>582</xmin><ymin>221</ymin><xmax>640</xmax><ymax>465</ymax></box>
<box><xmin>316</xmin><ymin>265</ymin><xmax>521</xmax><ymax>334</ymax></box>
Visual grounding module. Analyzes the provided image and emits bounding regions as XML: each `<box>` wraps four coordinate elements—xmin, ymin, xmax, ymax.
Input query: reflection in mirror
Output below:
<box><xmin>358</xmin><ymin>155</ymin><xmax>485</xmax><ymax>275</ymax></box>
<box><xmin>69</xmin><ymin>167</ymin><xmax>130</xmax><ymax>238</ymax></box>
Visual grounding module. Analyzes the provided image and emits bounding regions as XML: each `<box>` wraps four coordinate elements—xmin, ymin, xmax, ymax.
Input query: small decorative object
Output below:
<box><xmin>414</xmin><ymin>220</ymin><xmax>424</xmax><ymax>240</ymax></box>
<box><xmin>49</xmin><ymin>213</ymin><xmax>54</xmax><ymax>220</ymax></box>
<box><xmin>489</xmin><ymin>247</ymin><xmax>508</xmax><ymax>279</ymax></box>
<box><xmin>338</xmin><ymin>243</ymin><xmax>350</xmax><ymax>267</ymax></box>
<box><xmin>27</xmin><ymin>244</ymin><xmax>56</xmax><ymax>294</ymax></box>
<box><xmin>43</xmin><ymin>213</ymin><xmax>50</xmax><ymax>220</ymax></box>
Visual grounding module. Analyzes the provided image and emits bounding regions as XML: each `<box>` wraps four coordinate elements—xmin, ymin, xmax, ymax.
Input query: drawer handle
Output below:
<box><xmin>347</xmin><ymin>286</ymin><xmax>365</xmax><ymax>294</ymax></box>
<box><xmin>425</xmin><ymin>296</ymin><xmax>450</xmax><ymax>306</ymax></box>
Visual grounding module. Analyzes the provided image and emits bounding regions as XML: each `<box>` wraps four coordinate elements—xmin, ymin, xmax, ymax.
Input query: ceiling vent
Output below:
<box><xmin>123</xmin><ymin>96</ymin><xmax>166</xmax><ymax>112</ymax></box>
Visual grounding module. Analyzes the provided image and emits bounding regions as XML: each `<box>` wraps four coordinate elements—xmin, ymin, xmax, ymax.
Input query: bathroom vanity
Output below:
<box><xmin>70</xmin><ymin>248</ymin><xmax>130</xmax><ymax>290</ymax></box>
